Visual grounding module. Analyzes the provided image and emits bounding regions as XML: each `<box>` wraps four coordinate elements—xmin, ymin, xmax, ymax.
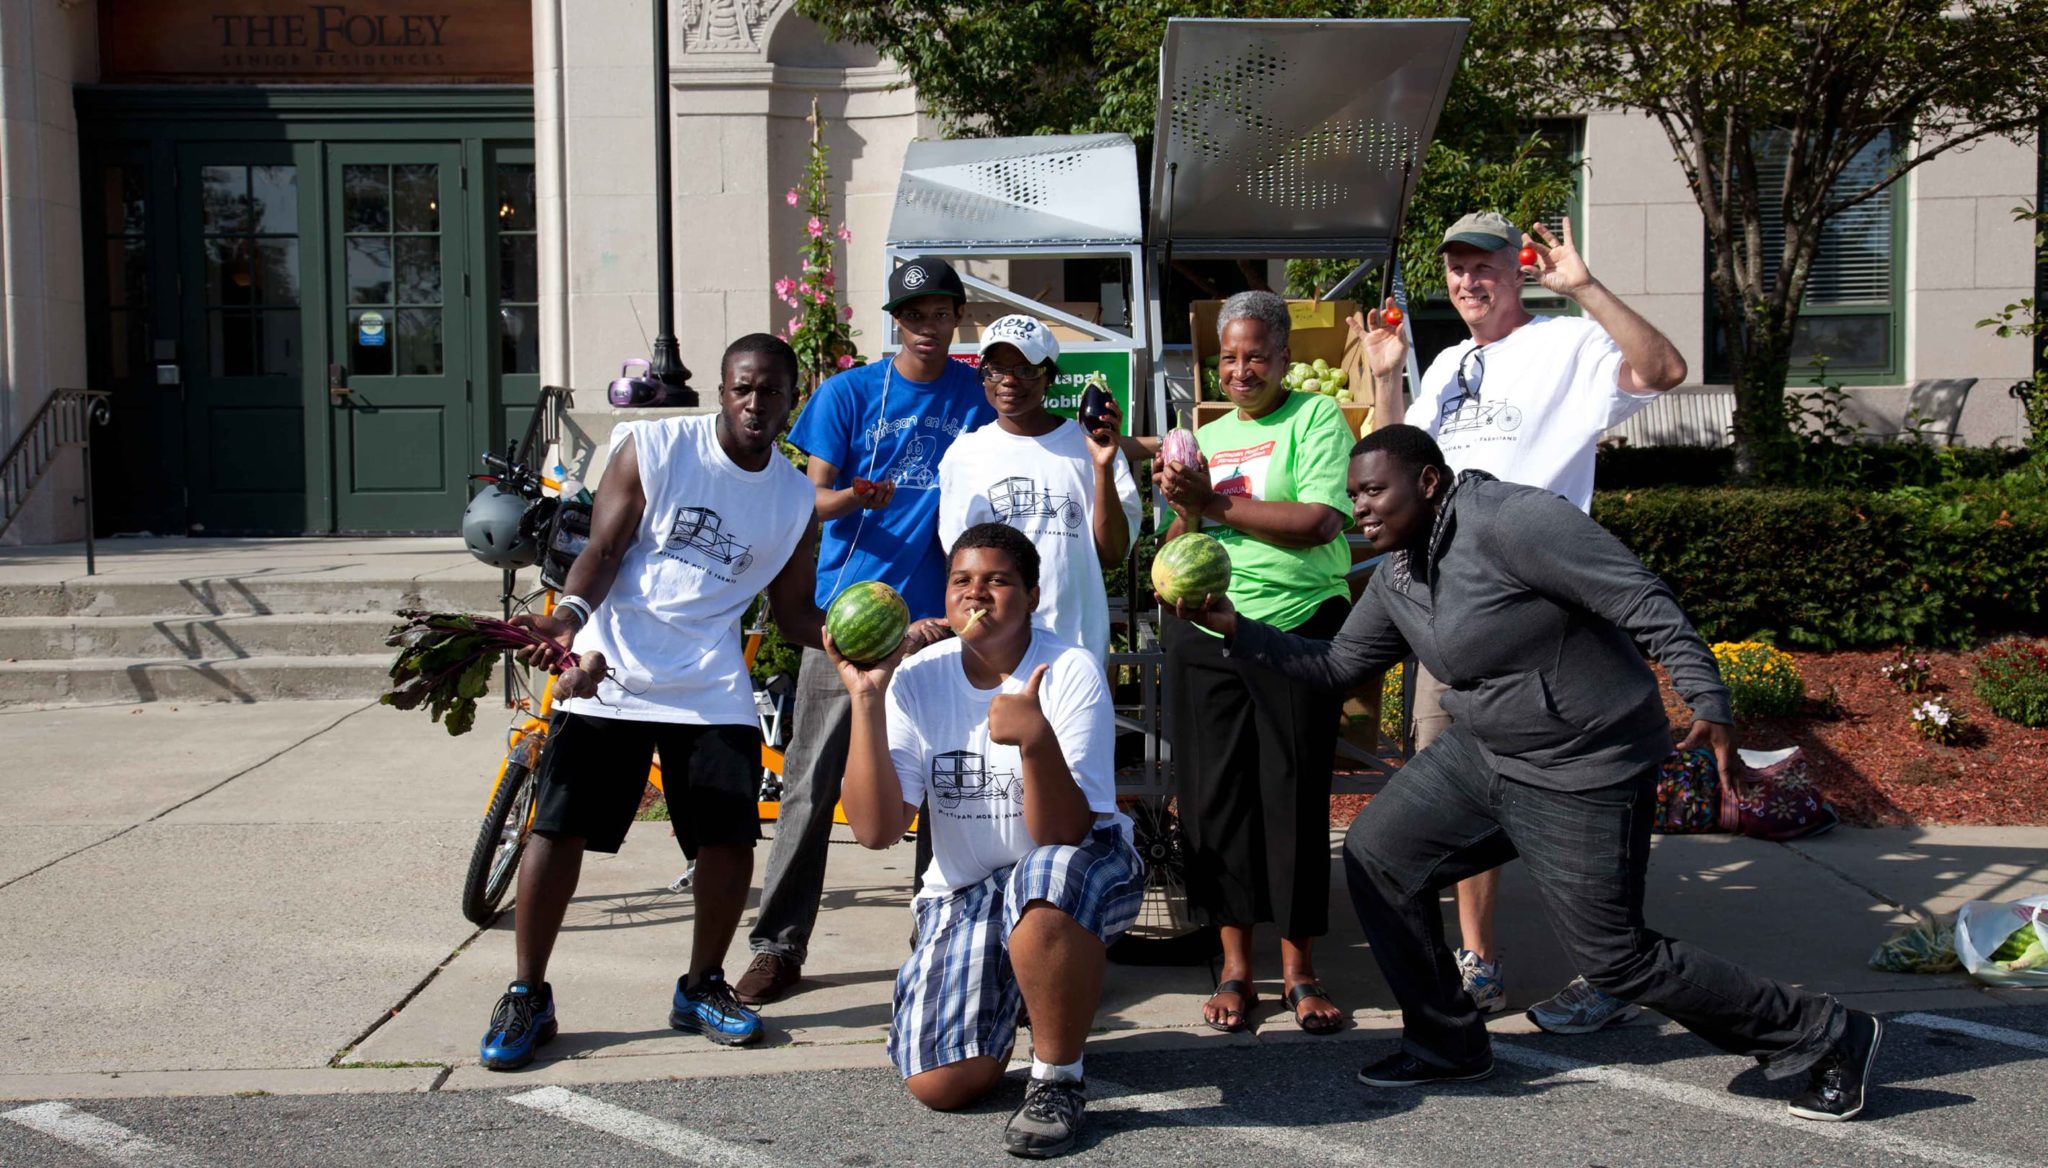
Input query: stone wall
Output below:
<box><xmin>0</xmin><ymin>1</ymin><xmax>95</xmax><ymax>544</ymax></box>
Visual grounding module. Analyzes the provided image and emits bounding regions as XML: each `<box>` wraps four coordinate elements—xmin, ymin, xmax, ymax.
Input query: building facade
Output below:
<box><xmin>1</xmin><ymin>0</ymin><xmax>2040</xmax><ymax>544</ymax></box>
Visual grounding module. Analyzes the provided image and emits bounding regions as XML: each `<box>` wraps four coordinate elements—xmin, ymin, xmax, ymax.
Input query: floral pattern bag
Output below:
<box><xmin>1718</xmin><ymin>745</ymin><xmax>1839</xmax><ymax>841</ymax></box>
<box><xmin>1652</xmin><ymin>747</ymin><xmax>1722</xmax><ymax>833</ymax></box>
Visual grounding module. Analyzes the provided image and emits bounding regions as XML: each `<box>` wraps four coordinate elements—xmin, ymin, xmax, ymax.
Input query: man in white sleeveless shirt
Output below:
<box><xmin>478</xmin><ymin>335</ymin><xmax>834</xmax><ymax>1069</ymax></box>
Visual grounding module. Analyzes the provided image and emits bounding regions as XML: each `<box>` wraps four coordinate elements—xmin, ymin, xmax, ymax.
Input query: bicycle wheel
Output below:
<box><xmin>462</xmin><ymin>745</ymin><xmax>542</xmax><ymax>925</ymax></box>
<box><xmin>1107</xmin><ymin>795</ymin><xmax>1221</xmax><ymax>965</ymax></box>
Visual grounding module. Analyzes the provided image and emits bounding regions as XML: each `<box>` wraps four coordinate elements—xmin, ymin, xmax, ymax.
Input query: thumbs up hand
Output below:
<box><xmin>987</xmin><ymin>663</ymin><xmax>1051</xmax><ymax>748</ymax></box>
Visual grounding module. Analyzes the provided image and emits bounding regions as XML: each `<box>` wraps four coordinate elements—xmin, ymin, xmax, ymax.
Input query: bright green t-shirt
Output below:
<box><xmin>1193</xmin><ymin>391</ymin><xmax>1353</xmax><ymax>630</ymax></box>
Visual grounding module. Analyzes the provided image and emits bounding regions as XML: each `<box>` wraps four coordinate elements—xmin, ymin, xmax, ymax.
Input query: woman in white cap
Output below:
<box><xmin>937</xmin><ymin>314</ymin><xmax>1141</xmax><ymax>660</ymax></box>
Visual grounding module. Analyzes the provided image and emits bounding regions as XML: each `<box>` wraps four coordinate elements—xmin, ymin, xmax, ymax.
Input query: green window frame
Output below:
<box><xmin>1707</xmin><ymin>129</ymin><xmax>1907</xmax><ymax>385</ymax></box>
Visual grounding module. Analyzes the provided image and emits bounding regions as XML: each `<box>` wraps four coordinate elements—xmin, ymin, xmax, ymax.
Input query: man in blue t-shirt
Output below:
<box><xmin>737</xmin><ymin>256</ymin><xmax>996</xmax><ymax>1005</ymax></box>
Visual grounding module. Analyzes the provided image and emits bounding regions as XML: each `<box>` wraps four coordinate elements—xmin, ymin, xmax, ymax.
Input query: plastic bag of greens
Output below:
<box><xmin>1867</xmin><ymin>909</ymin><xmax>1960</xmax><ymax>974</ymax></box>
<box><xmin>1955</xmin><ymin>896</ymin><xmax>2048</xmax><ymax>987</ymax></box>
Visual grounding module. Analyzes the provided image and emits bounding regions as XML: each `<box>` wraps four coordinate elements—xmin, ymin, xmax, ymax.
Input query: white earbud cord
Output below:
<box><xmin>827</xmin><ymin>361</ymin><xmax>891</xmax><ymax>601</ymax></box>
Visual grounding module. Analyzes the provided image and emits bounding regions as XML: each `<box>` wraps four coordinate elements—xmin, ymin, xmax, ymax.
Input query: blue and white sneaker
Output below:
<box><xmin>669</xmin><ymin>970</ymin><xmax>763</xmax><ymax>1046</ymax></box>
<box><xmin>1526</xmin><ymin>976</ymin><xmax>1639</xmax><ymax>1035</ymax></box>
<box><xmin>1455</xmin><ymin>948</ymin><xmax>1507</xmax><ymax>1015</ymax></box>
<box><xmin>480</xmin><ymin>981</ymin><xmax>557</xmax><ymax>1070</ymax></box>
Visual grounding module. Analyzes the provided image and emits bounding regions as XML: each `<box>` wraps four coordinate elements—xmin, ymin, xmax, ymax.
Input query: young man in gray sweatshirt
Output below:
<box><xmin>1177</xmin><ymin>425</ymin><xmax>1882</xmax><ymax>1122</ymax></box>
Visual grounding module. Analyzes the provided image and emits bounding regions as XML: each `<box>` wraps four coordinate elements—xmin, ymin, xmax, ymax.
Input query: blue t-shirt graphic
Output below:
<box><xmin>791</xmin><ymin>358</ymin><xmax>995</xmax><ymax>619</ymax></box>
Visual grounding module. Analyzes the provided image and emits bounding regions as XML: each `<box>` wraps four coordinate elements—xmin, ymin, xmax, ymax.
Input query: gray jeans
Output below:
<box><xmin>747</xmin><ymin>647</ymin><xmax>852</xmax><ymax>964</ymax></box>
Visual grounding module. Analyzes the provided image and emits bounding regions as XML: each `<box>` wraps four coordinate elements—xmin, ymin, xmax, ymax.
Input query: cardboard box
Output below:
<box><xmin>1195</xmin><ymin>400</ymin><xmax>1373</xmax><ymax>436</ymax></box>
<box><xmin>1189</xmin><ymin>297</ymin><xmax>1372</xmax><ymax>430</ymax></box>
<box><xmin>952</xmin><ymin>300</ymin><xmax>1102</xmax><ymax>344</ymax></box>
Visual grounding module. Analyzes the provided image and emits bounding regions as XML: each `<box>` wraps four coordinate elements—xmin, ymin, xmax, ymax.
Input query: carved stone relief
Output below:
<box><xmin>677</xmin><ymin>0</ymin><xmax>790</xmax><ymax>53</ymax></box>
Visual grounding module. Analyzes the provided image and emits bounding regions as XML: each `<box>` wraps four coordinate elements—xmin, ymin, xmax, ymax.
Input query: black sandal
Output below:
<box><xmin>1204</xmin><ymin>979</ymin><xmax>1258</xmax><ymax>1033</ymax></box>
<box><xmin>1283</xmin><ymin>981</ymin><xmax>1344</xmax><ymax>1035</ymax></box>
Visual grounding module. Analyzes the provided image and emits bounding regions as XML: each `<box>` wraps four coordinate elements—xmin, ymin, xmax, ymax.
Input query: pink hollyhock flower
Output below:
<box><xmin>820</xmin><ymin>270</ymin><xmax>836</xmax><ymax>288</ymax></box>
<box><xmin>836</xmin><ymin>223</ymin><xmax>851</xmax><ymax>241</ymax></box>
<box><xmin>836</xmin><ymin>354</ymin><xmax>854</xmax><ymax>369</ymax></box>
<box><xmin>813</xmin><ymin>289</ymin><xmax>828</xmax><ymax>304</ymax></box>
<box><xmin>842</xmin><ymin>305</ymin><xmax>854</xmax><ymax>320</ymax></box>
<box><xmin>786</xmin><ymin>188</ymin><xmax>800</xmax><ymax>206</ymax></box>
<box><xmin>787</xmin><ymin>315</ymin><xmax>801</xmax><ymax>336</ymax></box>
<box><xmin>807</xmin><ymin>216</ymin><xmax>824</xmax><ymax>237</ymax></box>
<box><xmin>774</xmin><ymin>277</ymin><xmax>794</xmax><ymax>299</ymax></box>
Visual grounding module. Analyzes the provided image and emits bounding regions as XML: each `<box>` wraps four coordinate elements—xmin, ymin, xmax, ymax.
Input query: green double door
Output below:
<box><xmin>178</xmin><ymin>142</ymin><xmax>475</xmax><ymax>533</ymax></box>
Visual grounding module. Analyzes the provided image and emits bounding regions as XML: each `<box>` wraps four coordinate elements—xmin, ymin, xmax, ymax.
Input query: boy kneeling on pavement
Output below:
<box><xmin>830</xmin><ymin>522</ymin><xmax>1144</xmax><ymax>1160</ymax></box>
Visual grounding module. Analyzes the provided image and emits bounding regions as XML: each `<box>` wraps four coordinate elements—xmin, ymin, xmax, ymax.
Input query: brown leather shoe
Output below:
<box><xmin>732</xmin><ymin>952</ymin><xmax>800</xmax><ymax>1006</ymax></box>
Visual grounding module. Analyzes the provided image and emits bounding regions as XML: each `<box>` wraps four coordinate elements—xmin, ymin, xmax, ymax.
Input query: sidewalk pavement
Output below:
<box><xmin>4</xmin><ymin>695</ymin><xmax>2044</xmax><ymax>1102</ymax></box>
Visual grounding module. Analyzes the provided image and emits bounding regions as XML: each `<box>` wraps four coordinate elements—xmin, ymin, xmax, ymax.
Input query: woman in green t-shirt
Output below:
<box><xmin>1154</xmin><ymin>290</ymin><xmax>1355</xmax><ymax>1035</ymax></box>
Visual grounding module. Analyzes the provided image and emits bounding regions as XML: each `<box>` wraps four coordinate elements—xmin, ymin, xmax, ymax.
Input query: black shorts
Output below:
<box><xmin>530</xmin><ymin>713</ymin><xmax>762</xmax><ymax>856</ymax></box>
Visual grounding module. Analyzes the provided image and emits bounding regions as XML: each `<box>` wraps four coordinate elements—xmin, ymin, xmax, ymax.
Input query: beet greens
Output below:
<box><xmin>381</xmin><ymin>610</ymin><xmax>576</xmax><ymax>736</ymax></box>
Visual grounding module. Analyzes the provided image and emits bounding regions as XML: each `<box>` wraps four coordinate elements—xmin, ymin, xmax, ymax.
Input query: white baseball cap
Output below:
<box><xmin>978</xmin><ymin>314</ymin><xmax>1060</xmax><ymax>366</ymax></box>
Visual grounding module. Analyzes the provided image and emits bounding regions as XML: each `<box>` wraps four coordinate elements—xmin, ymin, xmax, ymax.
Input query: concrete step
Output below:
<box><xmin>0</xmin><ymin>575</ymin><xmax>512</xmax><ymax>619</ymax></box>
<box><xmin>0</xmin><ymin>654</ymin><xmax>515</xmax><ymax>707</ymax></box>
<box><xmin>0</xmin><ymin>613</ymin><xmax>405</xmax><ymax>662</ymax></box>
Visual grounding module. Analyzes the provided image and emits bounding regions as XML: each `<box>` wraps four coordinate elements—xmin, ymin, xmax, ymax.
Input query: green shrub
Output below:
<box><xmin>1593</xmin><ymin>478</ymin><xmax>2048</xmax><ymax>648</ymax></box>
<box><xmin>1593</xmin><ymin>442</ymin><xmax>2029</xmax><ymax>491</ymax></box>
<box><xmin>1711</xmin><ymin>641</ymin><xmax>1805</xmax><ymax>717</ymax></box>
<box><xmin>1974</xmin><ymin>639</ymin><xmax>2048</xmax><ymax>727</ymax></box>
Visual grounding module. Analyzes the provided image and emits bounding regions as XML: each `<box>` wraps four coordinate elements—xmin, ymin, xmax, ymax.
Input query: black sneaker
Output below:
<box><xmin>1356</xmin><ymin>1050</ymin><xmax>1494</xmax><ymax>1087</ymax></box>
<box><xmin>1789</xmin><ymin>1010</ymin><xmax>1883</xmax><ymax>1121</ymax></box>
<box><xmin>1005</xmin><ymin>1078</ymin><xmax>1085</xmax><ymax>1159</ymax></box>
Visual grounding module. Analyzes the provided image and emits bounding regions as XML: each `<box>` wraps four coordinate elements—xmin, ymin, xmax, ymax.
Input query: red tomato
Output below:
<box><xmin>1518</xmin><ymin>246</ymin><xmax>1540</xmax><ymax>267</ymax></box>
<box><xmin>852</xmin><ymin>477</ymin><xmax>875</xmax><ymax>494</ymax></box>
<box><xmin>1383</xmin><ymin>306</ymin><xmax>1404</xmax><ymax>327</ymax></box>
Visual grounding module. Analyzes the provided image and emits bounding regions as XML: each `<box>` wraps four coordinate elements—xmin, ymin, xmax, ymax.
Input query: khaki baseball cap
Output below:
<box><xmin>1438</xmin><ymin>212</ymin><xmax>1520</xmax><ymax>254</ymax></box>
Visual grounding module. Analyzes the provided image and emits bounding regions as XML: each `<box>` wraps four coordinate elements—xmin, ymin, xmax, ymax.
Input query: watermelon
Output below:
<box><xmin>1150</xmin><ymin>532</ymin><xmax>1231</xmax><ymax>606</ymax></box>
<box><xmin>1161</xmin><ymin>427</ymin><xmax>1201</xmax><ymax>468</ymax></box>
<box><xmin>826</xmin><ymin>581</ymin><xmax>910</xmax><ymax>665</ymax></box>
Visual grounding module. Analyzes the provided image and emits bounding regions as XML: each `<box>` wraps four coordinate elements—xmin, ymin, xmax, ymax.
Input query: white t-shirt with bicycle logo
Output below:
<box><xmin>558</xmin><ymin>413</ymin><xmax>812</xmax><ymax>726</ymax></box>
<box><xmin>936</xmin><ymin>419</ymin><xmax>1141</xmax><ymax>658</ymax></box>
<box><xmin>1407</xmin><ymin>314</ymin><xmax>1658</xmax><ymax>512</ymax></box>
<box><xmin>885</xmin><ymin>632</ymin><xmax>1130</xmax><ymax>899</ymax></box>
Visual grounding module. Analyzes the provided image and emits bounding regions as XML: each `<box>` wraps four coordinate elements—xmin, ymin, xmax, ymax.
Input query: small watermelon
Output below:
<box><xmin>1150</xmin><ymin>532</ymin><xmax>1232</xmax><ymax>606</ymax></box>
<box><xmin>826</xmin><ymin>581</ymin><xmax>910</xmax><ymax>665</ymax></box>
<box><xmin>1161</xmin><ymin>427</ymin><xmax>1201</xmax><ymax>468</ymax></box>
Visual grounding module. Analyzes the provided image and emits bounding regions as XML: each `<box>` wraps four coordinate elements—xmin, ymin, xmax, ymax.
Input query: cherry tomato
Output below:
<box><xmin>1518</xmin><ymin>246</ymin><xmax>1540</xmax><ymax>267</ymax></box>
<box><xmin>1382</xmin><ymin>306</ymin><xmax>1404</xmax><ymax>327</ymax></box>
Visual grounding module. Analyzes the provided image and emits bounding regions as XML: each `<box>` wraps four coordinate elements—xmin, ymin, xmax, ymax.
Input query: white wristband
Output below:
<box><xmin>554</xmin><ymin>595</ymin><xmax>593</xmax><ymax>628</ymax></box>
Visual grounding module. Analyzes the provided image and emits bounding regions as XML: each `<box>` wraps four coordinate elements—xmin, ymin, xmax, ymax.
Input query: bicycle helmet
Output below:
<box><xmin>461</xmin><ymin>483</ymin><xmax>543</xmax><ymax>569</ymax></box>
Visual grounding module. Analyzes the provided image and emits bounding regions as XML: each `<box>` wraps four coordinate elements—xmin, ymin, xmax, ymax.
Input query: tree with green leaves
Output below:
<box><xmin>1519</xmin><ymin>0</ymin><xmax>2048</xmax><ymax>477</ymax></box>
<box><xmin>793</xmin><ymin>0</ymin><xmax>1579</xmax><ymax>306</ymax></box>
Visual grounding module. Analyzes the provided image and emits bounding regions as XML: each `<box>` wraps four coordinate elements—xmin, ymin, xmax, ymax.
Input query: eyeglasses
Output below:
<box><xmin>979</xmin><ymin>362</ymin><xmax>1046</xmax><ymax>384</ymax></box>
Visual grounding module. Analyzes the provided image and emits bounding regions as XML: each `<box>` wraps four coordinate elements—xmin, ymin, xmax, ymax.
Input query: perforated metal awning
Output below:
<box><xmin>886</xmin><ymin>133</ymin><xmax>1143</xmax><ymax>248</ymax></box>
<box><xmin>1148</xmin><ymin>18</ymin><xmax>1467</xmax><ymax>258</ymax></box>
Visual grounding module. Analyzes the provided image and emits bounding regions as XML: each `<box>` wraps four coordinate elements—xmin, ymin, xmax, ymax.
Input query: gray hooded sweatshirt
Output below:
<box><xmin>1229</xmin><ymin>470</ymin><xmax>1732</xmax><ymax>792</ymax></box>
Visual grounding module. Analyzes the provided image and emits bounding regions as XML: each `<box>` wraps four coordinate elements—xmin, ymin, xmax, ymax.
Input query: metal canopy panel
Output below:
<box><xmin>1148</xmin><ymin>18</ymin><xmax>1467</xmax><ymax>257</ymax></box>
<box><xmin>888</xmin><ymin>133</ymin><xmax>1143</xmax><ymax>248</ymax></box>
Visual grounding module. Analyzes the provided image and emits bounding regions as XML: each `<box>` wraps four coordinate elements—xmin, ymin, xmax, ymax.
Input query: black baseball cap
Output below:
<box><xmin>883</xmin><ymin>257</ymin><xmax>967</xmax><ymax>313</ymax></box>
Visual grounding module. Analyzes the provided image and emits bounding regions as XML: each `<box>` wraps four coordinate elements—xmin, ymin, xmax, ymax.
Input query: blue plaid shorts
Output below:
<box><xmin>888</xmin><ymin>823</ymin><xmax>1145</xmax><ymax>1079</ymax></box>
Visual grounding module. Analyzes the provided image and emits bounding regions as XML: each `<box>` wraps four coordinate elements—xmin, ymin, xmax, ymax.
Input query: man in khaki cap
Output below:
<box><xmin>1351</xmin><ymin>210</ymin><xmax>1687</xmax><ymax>1035</ymax></box>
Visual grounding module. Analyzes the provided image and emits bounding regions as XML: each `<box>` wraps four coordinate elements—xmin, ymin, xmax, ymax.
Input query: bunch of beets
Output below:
<box><xmin>381</xmin><ymin>610</ymin><xmax>577</xmax><ymax>736</ymax></box>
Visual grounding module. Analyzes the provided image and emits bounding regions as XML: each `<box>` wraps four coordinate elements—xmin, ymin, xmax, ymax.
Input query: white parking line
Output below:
<box><xmin>506</xmin><ymin>1085</ymin><xmax>779</xmax><ymax>1167</ymax></box>
<box><xmin>1492</xmin><ymin>1039</ymin><xmax>2028</xmax><ymax>1168</ymax></box>
<box><xmin>3</xmin><ymin>1101</ymin><xmax>196</xmax><ymax>1166</ymax></box>
<box><xmin>1092</xmin><ymin>1077</ymin><xmax>1402</xmax><ymax>1168</ymax></box>
<box><xmin>1896</xmin><ymin>1012</ymin><xmax>2048</xmax><ymax>1056</ymax></box>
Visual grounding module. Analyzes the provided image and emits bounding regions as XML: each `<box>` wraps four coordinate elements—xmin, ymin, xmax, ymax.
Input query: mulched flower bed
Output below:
<box><xmin>1331</xmin><ymin>647</ymin><xmax>2048</xmax><ymax>829</ymax></box>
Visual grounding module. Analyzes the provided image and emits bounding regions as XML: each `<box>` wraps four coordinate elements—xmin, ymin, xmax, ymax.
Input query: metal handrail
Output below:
<box><xmin>0</xmin><ymin>388</ymin><xmax>113</xmax><ymax>573</ymax></box>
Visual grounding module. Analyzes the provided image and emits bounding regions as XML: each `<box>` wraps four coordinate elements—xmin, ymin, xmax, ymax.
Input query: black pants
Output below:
<box><xmin>1346</xmin><ymin>723</ymin><xmax>1845</xmax><ymax>1076</ymax></box>
<box><xmin>1164</xmin><ymin>596</ymin><xmax>1348</xmax><ymax>937</ymax></box>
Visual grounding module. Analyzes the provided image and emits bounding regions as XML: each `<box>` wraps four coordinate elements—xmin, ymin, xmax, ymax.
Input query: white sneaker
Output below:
<box><xmin>1526</xmin><ymin>976</ymin><xmax>1639</xmax><ymax>1035</ymax></box>
<box><xmin>1455</xmin><ymin>948</ymin><xmax>1506</xmax><ymax>1014</ymax></box>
